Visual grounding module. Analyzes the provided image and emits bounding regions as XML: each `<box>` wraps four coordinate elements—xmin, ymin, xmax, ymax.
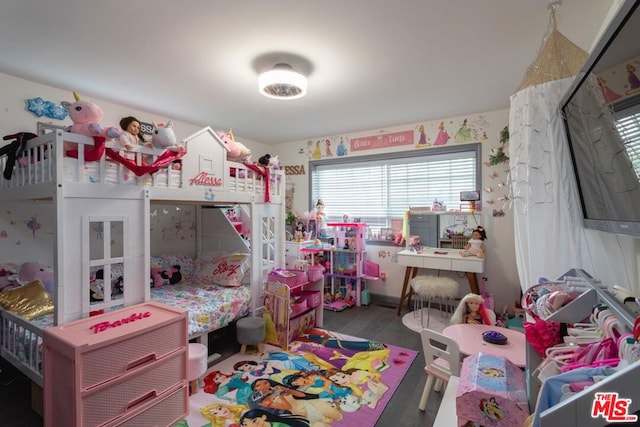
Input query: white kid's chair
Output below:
<box><xmin>486</xmin><ymin>308</ymin><xmax>497</xmax><ymax>326</ymax></box>
<box><xmin>418</xmin><ymin>328</ymin><xmax>461</xmax><ymax>411</ymax></box>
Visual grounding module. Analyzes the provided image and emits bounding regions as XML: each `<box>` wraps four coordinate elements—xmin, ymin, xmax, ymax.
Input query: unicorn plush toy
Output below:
<box><xmin>219</xmin><ymin>129</ymin><xmax>251</xmax><ymax>162</ymax></box>
<box><xmin>151</xmin><ymin>120</ymin><xmax>183</xmax><ymax>152</ymax></box>
<box><xmin>61</xmin><ymin>92</ymin><xmax>121</xmax><ymax>141</ymax></box>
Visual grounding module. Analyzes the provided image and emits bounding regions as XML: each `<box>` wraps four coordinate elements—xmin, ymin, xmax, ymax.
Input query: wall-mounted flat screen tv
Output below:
<box><xmin>561</xmin><ymin>0</ymin><xmax>640</xmax><ymax>238</ymax></box>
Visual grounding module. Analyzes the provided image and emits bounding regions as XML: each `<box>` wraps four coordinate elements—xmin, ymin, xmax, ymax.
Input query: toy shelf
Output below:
<box><xmin>263</xmin><ymin>272</ymin><xmax>324</xmax><ymax>349</ymax></box>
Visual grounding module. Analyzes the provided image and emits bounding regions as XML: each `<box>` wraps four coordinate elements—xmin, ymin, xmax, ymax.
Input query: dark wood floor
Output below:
<box><xmin>0</xmin><ymin>301</ymin><xmax>437</xmax><ymax>427</ymax></box>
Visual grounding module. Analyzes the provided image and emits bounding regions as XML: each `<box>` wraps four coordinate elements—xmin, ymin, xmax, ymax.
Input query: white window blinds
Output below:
<box><xmin>310</xmin><ymin>144</ymin><xmax>480</xmax><ymax>232</ymax></box>
<box><xmin>615</xmin><ymin>106</ymin><xmax>640</xmax><ymax>179</ymax></box>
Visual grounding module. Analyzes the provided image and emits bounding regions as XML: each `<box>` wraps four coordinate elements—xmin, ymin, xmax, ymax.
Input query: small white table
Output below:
<box><xmin>433</xmin><ymin>375</ymin><xmax>460</xmax><ymax>427</ymax></box>
<box><xmin>396</xmin><ymin>248</ymin><xmax>484</xmax><ymax>315</ymax></box>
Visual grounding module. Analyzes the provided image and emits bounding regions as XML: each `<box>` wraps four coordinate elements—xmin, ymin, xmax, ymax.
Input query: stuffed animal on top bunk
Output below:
<box><xmin>151</xmin><ymin>120</ymin><xmax>184</xmax><ymax>169</ymax></box>
<box><xmin>151</xmin><ymin>120</ymin><xmax>183</xmax><ymax>152</ymax></box>
<box><xmin>1</xmin><ymin>132</ymin><xmax>38</xmax><ymax>179</ymax></box>
<box><xmin>258</xmin><ymin>154</ymin><xmax>283</xmax><ymax>183</ymax></box>
<box><xmin>258</xmin><ymin>154</ymin><xmax>272</xmax><ymax>166</ymax></box>
<box><xmin>269</xmin><ymin>155</ymin><xmax>282</xmax><ymax>182</ymax></box>
<box><xmin>220</xmin><ymin>129</ymin><xmax>251</xmax><ymax>163</ymax></box>
<box><xmin>61</xmin><ymin>92</ymin><xmax>121</xmax><ymax>160</ymax></box>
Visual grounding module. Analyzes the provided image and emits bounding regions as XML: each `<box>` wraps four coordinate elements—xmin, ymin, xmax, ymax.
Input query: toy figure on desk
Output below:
<box><xmin>294</xmin><ymin>221</ymin><xmax>305</xmax><ymax>242</ymax></box>
<box><xmin>459</xmin><ymin>226</ymin><xmax>487</xmax><ymax>259</ymax></box>
<box><xmin>451</xmin><ymin>293</ymin><xmax>493</xmax><ymax>325</ymax></box>
<box><xmin>315</xmin><ymin>199</ymin><xmax>326</xmax><ymax>230</ymax></box>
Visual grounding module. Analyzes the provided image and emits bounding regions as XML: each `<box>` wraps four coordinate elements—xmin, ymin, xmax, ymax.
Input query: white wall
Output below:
<box><xmin>274</xmin><ymin>109</ymin><xmax>522</xmax><ymax>313</ymax></box>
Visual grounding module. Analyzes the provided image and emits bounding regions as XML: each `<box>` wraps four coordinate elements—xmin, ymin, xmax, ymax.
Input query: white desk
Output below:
<box><xmin>396</xmin><ymin>249</ymin><xmax>484</xmax><ymax>315</ymax></box>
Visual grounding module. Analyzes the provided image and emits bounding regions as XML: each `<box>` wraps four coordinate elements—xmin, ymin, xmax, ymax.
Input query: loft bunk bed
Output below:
<box><xmin>0</xmin><ymin>127</ymin><xmax>286</xmax><ymax>386</ymax></box>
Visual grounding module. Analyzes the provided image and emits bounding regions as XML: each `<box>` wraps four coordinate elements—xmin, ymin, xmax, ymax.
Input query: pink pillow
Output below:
<box><xmin>194</xmin><ymin>253</ymin><xmax>250</xmax><ymax>287</ymax></box>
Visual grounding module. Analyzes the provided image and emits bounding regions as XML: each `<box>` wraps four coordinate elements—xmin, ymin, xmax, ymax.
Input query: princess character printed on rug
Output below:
<box><xmin>181</xmin><ymin>328</ymin><xmax>417</xmax><ymax>427</ymax></box>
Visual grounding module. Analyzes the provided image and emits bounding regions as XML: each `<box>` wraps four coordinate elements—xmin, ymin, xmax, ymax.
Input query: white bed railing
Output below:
<box><xmin>0</xmin><ymin>309</ymin><xmax>44</xmax><ymax>386</ymax></box>
<box><xmin>0</xmin><ymin>130</ymin><xmax>284</xmax><ymax>198</ymax></box>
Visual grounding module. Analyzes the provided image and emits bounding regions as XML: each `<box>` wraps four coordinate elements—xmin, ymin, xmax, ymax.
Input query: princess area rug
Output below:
<box><xmin>176</xmin><ymin>328</ymin><xmax>417</xmax><ymax>427</ymax></box>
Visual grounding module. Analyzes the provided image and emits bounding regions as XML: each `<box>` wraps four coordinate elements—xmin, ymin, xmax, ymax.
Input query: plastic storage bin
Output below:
<box><xmin>298</xmin><ymin>290</ymin><xmax>322</xmax><ymax>308</ymax></box>
<box><xmin>308</xmin><ymin>265</ymin><xmax>325</xmax><ymax>282</ymax></box>
<box><xmin>268</xmin><ymin>269</ymin><xmax>308</xmax><ymax>287</ymax></box>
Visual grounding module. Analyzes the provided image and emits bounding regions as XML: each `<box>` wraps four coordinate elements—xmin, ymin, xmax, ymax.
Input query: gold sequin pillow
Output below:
<box><xmin>0</xmin><ymin>280</ymin><xmax>54</xmax><ymax>320</ymax></box>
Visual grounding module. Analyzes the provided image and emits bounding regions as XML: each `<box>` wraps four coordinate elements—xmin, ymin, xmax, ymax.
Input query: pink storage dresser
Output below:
<box><xmin>268</xmin><ymin>268</ymin><xmax>308</xmax><ymax>287</ymax></box>
<box><xmin>456</xmin><ymin>353</ymin><xmax>529</xmax><ymax>427</ymax></box>
<box><xmin>43</xmin><ymin>301</ymin><xmax>189</xmax><ymax>427</ymax></box>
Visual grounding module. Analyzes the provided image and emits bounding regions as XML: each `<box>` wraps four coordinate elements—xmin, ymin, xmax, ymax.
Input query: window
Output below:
<box><xmin>310</xmin><ymin>143</ymin><xmax>481</xmax><ymax>236</ymax></box>
<box><xmin>614</xmin><ymin>100</ymin><xmax>640</xmax><ymax>179</ymax></box>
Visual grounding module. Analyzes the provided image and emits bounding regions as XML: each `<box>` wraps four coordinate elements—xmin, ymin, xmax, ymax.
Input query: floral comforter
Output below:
<box><xmin>151</xmin><ymin>281</ymin><xmax>251</xmax><ymax>337</ymax></box>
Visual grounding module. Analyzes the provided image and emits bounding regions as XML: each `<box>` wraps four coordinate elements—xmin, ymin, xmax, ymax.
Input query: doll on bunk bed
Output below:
<box><xmin>459</xmin><ymin>226</ymin><xmax>487</xmax><ymax>259</ymax></box>
<box><xmin>451</xmin><ymin>293</ymin><xmax>493</xmax><ymax>325</ymax></box>
<box><xmin>118</xmin><ymin>116</ymin><xmax>152</xmax><ymax>151</ymax></box>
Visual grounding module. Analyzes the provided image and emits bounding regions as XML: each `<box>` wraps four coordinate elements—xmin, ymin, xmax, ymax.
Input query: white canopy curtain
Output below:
<box><xmin>508</xmin><ymin>3</ymin><xmax>638</xmax><ymax>293</ymax></box>
<box><xmin>509</xmin><ymin>79</ymin><xmax>637</xmax><ymax>292</ymax></box>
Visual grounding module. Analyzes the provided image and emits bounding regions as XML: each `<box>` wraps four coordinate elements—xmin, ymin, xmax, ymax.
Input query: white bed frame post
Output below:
<box><xmin>248</xmin><ymin>200</ymin><xmax>286</xmax><ymax>315</ymax></box>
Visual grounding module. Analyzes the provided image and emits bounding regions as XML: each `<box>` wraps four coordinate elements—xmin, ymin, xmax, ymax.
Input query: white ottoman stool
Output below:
<box><xmin>236</xmin><ymin>316</ymin><xmax>266</xmax><ymax>354</ymax></box>
<box><xmin>187</xmin><ymin>343</ymin><xmax>208</xmax><ymax>395</ymax></box>
<box><xmin>410</xmin><ymin>275</ymin><xmax>460</xmax><ymax>327</ymax></box>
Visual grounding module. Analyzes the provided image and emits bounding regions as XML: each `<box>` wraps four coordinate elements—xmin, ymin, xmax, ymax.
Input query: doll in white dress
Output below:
<box><xmin>459</xmin><ymin>226</ymin><xmax>487</xmax><ymax>259</ymax></box>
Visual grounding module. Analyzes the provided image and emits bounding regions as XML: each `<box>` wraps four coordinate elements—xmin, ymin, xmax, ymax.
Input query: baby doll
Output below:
<box><xmin>459</xmin><ymin>226</ymin><xmax>487</xmax><ymax>258</ymax></box>
<box><xmin>450</xmin><ymin>293</ymin><xmax>493</xmax><ymax>325</ymax></box>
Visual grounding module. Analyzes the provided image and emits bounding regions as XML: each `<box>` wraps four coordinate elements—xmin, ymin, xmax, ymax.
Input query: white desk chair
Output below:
<box><xmin>419</xmin><ymin>328</ymin><xmax>461</xmax><ymax>411</ymax></box>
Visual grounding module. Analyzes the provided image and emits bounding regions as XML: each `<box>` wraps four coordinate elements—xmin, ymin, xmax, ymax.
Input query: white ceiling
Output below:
<box><xmin>0</xmin><ymin>0</ymin><xmax>615</xmax><ymax>144</ymax></box>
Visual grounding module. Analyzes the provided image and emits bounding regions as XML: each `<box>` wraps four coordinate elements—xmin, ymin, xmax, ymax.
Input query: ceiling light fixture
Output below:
<box><xmin>258</xmin><ymin>63</ymin><xmax>307</xmax><ymax>100</ymax></box>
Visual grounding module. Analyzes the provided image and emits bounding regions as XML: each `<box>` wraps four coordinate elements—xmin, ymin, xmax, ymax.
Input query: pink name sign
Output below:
<box><xmin>350</xmin><ymin>130</ymin><xmax>414</xmax><ymax>152</ymax></box>
<box><xmin>90</xmin><ymin>311</ymin><xmax>152</xmax><ymax>334</ymax></box>
<box><xmin>189</xmin><ymin>171</ymin><xmax>223</xmax><ymax>187</ymax></box>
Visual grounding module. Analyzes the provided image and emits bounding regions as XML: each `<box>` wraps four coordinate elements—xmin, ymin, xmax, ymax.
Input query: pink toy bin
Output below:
<box><xmin>307</xmin><ymin>265</ymin><xmax>325</xmax><ymax>282</ymax></box>
<box><xmin>268</xmin><ymin>269</ymin><xmax>308</xmax><ymax>287</ymax></box>
<box><xmin>456</xmin><ymin>353</ymin><xmax>529</xmax><ymax>427</ymax></box>
<box><xmin>299</xmin><ymin>290</ymin><xmax>322</xmax><ymax>308</ymax></box>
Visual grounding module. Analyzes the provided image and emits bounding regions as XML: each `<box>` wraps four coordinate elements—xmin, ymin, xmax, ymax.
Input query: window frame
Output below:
<box><xmin>308</xmin><ymin>143</ymin><xmax>482</xmax><ymax>245</ymax></box>
<box><xmin>613</xmin><ymin>96</ymin><xmax>640</xmax><ymax>180</ymax></box>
